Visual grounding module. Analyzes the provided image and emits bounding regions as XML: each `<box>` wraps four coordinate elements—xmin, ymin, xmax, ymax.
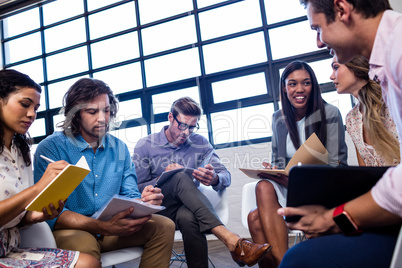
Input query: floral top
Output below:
<box><xmin>346</xmin><ymin>103</ymin><xmax>399</xmax><ymax>166</ymax></box>
<box><xmin>0</xmin><ymin>141</ymin><xmax>33</xmax><ymax>257</ymax></box>
<box><xmin>0</xmin><ymin>142</ymin><xmax>79</xmax><ymax>267</ymax></box>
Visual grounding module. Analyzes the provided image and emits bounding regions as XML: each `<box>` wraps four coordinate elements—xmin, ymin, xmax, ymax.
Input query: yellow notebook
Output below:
<box><xmin>240</xmin><ymin>133</ymin><xmax>329</xmax><ymax>178</ymax></box>
<box><xmin>26</xmin><ymin>156</ymin><xmax>90</xmax><ymax>214</ymax></box>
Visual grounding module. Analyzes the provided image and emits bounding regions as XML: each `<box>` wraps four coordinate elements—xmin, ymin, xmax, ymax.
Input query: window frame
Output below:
<box><xmin>0</xmin><ymin>0</ymin><xmax>350</xmax><ymax>149</ymax></box>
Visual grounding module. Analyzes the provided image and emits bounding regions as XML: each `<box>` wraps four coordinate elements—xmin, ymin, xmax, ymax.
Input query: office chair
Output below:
<box><xmin>241</xmin><ymin>181</ymin><xmax>306</xmax><ymax>246</ymax></box>
<box><xmin>20</xmin><ymin>221</ymin><xmax>144</xmax><ymax>268</ymax></box>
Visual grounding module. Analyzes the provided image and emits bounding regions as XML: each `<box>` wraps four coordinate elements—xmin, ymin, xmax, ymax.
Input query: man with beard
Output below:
<box><xmin>33</xmin><ymin>78</ymin><xmax>175</xmax><ymax>268</ymax></box>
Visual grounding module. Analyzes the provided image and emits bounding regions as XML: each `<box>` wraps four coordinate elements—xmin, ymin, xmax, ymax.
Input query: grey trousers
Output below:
<box><xmin>158</xmin><ymin>172</ymin><xmax>223</xmax><ymax>268</ymax></box>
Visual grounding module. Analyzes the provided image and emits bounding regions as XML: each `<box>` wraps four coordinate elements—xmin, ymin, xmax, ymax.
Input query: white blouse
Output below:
<box><xmin>286</xmin><ymin>117</ymin><xmax>306</xmax><ymax>159</ymax></box>
<box><xmin>0</xmin><ymin>141</ymin><xmax>33</xmax><ymax>255</ymax></box>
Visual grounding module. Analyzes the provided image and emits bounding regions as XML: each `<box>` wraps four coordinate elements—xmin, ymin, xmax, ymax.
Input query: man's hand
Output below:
<box><xmin>277</xmin><ymin>205</ymin><xmax>339</xmax><ymax>239</ymax></box>
<box><xmin>141</xmin><ymin>185</ymin><xmax>164</xmax><ymax>206</ymax></box>
<box><xmin>104</xmin><ymin>207</ymin><xmax>151</xmax><ymax>236</ymax></box>
<box><xmin>193</xmin><ymin>164</ymin><xmax>219</xmax><ymax>186</ymax></box>
<box><xmin>165</xmin><ymin>163</ymin><xmax>183</xmax><ymax>171</ymax></box>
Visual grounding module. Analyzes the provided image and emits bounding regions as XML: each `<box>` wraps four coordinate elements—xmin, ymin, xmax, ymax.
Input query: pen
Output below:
<box><xmin>40</xmin><ymin>155</ymin><xmax>55</xmax><ymax>163</ymax></box>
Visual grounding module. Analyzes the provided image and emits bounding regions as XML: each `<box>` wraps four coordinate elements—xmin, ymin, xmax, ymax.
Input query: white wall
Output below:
<box><xmin>390</xmin><ymin>0</ymin><xmax>402</xmax><ymax>12</ymax></box>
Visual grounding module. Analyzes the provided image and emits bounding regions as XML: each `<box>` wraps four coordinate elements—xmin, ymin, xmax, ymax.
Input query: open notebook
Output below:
<box><xmin>240</xmin><ymin>133</ymin><xmax>328</xmax><ymax>178</ymax></box>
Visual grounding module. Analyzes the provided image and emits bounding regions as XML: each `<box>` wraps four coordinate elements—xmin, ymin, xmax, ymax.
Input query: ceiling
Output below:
<box><xmin>0</xmin><ymin>0</ymin><xmax>52</xmax><ymax>18</ymax></box>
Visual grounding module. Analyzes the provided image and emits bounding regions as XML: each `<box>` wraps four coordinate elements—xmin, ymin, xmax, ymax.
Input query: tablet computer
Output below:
<box><xmin>285</xmin><ymin>165</ymin><xmax>390</xmax><ymax>222</ymax></box>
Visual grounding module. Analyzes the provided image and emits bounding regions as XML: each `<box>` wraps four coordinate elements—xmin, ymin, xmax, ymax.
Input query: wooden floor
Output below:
<box><xmin>117</xmin><ymin>235</ymin><xmax>301</xmax><ymax>268</ymax></box>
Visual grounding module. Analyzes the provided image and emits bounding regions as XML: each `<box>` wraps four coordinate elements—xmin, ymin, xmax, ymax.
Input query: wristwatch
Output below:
<box><xmin>333</xmin><ymin>203</ymin><xmax>362</xmax><ymax>235</ymax></box>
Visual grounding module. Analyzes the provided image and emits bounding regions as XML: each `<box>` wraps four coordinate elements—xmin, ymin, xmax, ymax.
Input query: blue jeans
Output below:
<box><xmin>280</xmin><ymin>226</ymin><xmax>400</xmax><ymax>268</ymax></box>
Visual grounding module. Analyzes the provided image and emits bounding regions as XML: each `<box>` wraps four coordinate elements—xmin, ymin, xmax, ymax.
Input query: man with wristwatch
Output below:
<box><xmin>275</xmin><ymin>0</ymin><xmax>402</xmax><ymax>267</ymax></box>
<box><xmin>332</xmin><ymin>203</ymin><xmax>362</xmax><ymax>236</ymax></box>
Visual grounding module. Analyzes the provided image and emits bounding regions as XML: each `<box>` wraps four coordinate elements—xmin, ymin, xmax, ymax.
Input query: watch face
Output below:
<box><xmin>333</xmin><ymin>213</ymin><xmax>358</xmax><ymax>235</ymax></box>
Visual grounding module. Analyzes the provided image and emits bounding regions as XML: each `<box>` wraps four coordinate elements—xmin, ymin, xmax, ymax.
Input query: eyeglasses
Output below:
<box><xmin>173</xmin><ymin>115</ymin><xmax>199</xmax><ymax>132</ymax></box>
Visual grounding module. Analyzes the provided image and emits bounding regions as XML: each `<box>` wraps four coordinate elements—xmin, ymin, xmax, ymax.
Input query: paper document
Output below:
<box><xmin>92</xmin><ymin>195</ymin><xmax>165</xmax><ymax>220</ymax></box>
<box><xmin>239</xmin><ymin>133</ymin><xmax>328</xmax><ymax>178</ymax></box>
<box><xmin>26</xmin><ymin>156</ymin><xmax>90</xmax><ymax>214</ymax></box>
<box><xmin>154</xmin><ymin>168</ymin><xmax>195</xmax><ymax>187</ymax></box>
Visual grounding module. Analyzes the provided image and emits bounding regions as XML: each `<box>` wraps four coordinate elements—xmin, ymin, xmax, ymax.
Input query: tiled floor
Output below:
<box><xmin>169</xmin><ymin>239</ymin><xmax>238</xmax><ymax>268</ymax></box>
<box><xmin>112</xmin><ymin>235</ymin><xmax>300</xmax><ymax>268</ymax></box>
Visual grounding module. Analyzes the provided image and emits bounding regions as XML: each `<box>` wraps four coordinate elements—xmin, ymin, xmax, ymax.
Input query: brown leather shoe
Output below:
<box><xmin>230</xmin><ymin>238</ymin><xmax>272</xmax><ymax>267</ymax></box>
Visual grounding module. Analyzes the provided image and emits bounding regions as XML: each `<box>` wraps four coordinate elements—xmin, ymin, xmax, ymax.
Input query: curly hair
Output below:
<box><xmin>0</xmin><ymin>69</ymin><xmax>41</xmax><ymax>166</ymax></box>
<box><xmin>345</xmin><ymin>55</ymin><xmax>400</xmax><ymax>165</ymax></box>
<box><xmin>57</xmin><ymin>78</ymin><xmax>118</xmax><ymax>137</ymax></box>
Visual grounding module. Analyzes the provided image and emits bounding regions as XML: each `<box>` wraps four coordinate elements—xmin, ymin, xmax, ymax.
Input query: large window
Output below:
<box><xmin>1</xmin><ymin>0</ymin><xmax>352</xmax><ymax>150</ymax></box>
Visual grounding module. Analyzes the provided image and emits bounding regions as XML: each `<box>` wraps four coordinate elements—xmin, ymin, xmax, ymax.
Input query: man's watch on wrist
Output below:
<box><xmin>333</xmin><ymin>203</ymin><xmax>362</xmax><ymax>235</ymax></box>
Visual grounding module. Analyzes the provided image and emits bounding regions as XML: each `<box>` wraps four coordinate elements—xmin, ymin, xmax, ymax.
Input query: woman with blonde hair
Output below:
<box><xmin>330</xmin><ymin>55</ymin><xmax>400</xmax><ymax>166</ymax></box>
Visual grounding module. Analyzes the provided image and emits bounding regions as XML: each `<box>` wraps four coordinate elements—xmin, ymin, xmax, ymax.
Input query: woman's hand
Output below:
<box><xmin>258</xmin><ymin>173</ymin><xmax>289</xmax><ymax>187</ymax></box>
<box><xmin>262</xmin><ymin>162</ymin><xmax>276</xmax><ymax>169</ymax></box>
<box><xmin>24</xmin><ymin>199</ymin><xmax>65</xmax><ymax>224</ymax></box>
<box><xmin>259</xmin><ymin>162</ymin><xmax>289</xmax><ymax>187</ymax></box>
<box><xmin>34</xmin><ymin>161</ymin><xmax>69</xmax><ymax>191</ymax></box>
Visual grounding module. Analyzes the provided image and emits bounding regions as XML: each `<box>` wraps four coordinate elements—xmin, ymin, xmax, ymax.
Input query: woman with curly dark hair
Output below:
<box><xmin>0</xmin><ymin>69</ymin><xmax>99</xmax><ymax>267</ymax></box>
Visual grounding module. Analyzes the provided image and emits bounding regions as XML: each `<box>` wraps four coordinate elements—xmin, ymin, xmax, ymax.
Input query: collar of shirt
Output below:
<box><xmin>66</xmin><ymin>133</ymin><xmax>106</xmax><ymax>152</ymax></box>
<box><xmin>154</xmin><ymin>125</ymin><xmax>194</xmax><ymax>149</ymax></box>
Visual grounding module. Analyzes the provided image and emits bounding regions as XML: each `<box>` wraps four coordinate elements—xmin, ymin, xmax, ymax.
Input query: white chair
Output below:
<box><xmin>170</xmin><ymin>183</ymin><xmax>229</xmax><ymax>267</ymax></box>
<box><xmin>241</xmin><ymin>181</ymin><xmax>305</xmax><ymax>246</ymax></box>
<box><xmin>20</xmin><ymin>221</ymin><xmax>144</xmax><ymax>268</ymax></box>
<box><xmin>20</xmin><ymin>221</ymin><xmax>58</xmax><ymax>248</ymax></box>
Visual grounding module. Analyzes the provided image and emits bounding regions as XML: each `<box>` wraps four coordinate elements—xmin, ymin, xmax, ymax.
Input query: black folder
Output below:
<box><xmin>285</xmin><ymin>165</ymin><xmax>390</xmax><ymax>222</ymax></box>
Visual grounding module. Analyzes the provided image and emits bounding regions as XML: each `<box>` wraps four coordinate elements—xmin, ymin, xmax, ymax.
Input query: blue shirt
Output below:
<box><xmin>33</xmin><ymin>131</ymin><xmax>141</xmax><ymax>230</ymax></box>
<box><xmin>133</xmin><ymin>126</ymin><xmax>231</xmax><ymax>192</ymax></box>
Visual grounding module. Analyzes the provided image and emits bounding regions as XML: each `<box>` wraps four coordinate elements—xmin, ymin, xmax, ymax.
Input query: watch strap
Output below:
<box><xmin>333</xmin><ymin>203</ymin><xmax>362</xmax><ymax>235</ymax></box>
<box><xmin>333</xmin><ymin>203</ymin><xmax>347</xmax><ymax>217</ymax></box>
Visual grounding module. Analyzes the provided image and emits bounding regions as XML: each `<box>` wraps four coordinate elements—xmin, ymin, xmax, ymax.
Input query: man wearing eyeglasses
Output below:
<box><xmin>133</xmin><ymin>97</ymin><xmax>272</xmax><ymax>268</ymax></box>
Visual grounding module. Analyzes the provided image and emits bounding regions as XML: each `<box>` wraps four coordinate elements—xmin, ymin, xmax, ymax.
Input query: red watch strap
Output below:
<box><xmin>333</xmin><ymin>203</ymin><xmax>346</xmax><ymax>217</ymax></box>
<box><xmin>333</xmin><ymin>203</ymin><xmax>362</xmax><ymax>234</ymax></box>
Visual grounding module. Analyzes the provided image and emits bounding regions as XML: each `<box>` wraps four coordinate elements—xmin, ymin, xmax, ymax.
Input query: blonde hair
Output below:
<box><xmin>346</xmin><ymin>56</ymin><xmax>400</xmax><ymax>165</ymax></box>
